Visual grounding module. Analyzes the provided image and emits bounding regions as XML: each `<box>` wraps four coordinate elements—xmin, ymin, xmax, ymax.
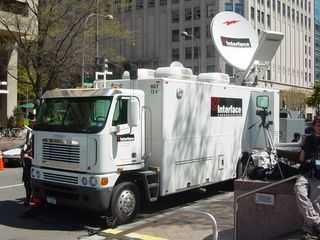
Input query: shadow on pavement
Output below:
<box><xmin>0</xmin><ymin>198</ymin><xmax>105</xmax><ymax>231</ymax></box>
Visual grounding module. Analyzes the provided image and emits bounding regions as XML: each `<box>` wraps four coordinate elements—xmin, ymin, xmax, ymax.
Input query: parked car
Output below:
<box><xmin>2</xmin><ymin>126</ymin><xmax>33</xmax><ymax>167</ymax></box>
<box><xmin>2</xmin><ymin>147</ymin><xmax>22</xmax><ymax>167</ymax></box>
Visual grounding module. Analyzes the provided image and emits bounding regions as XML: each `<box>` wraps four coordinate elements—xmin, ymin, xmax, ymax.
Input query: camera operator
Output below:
<box><xmin>294</xmin><ymin>117</ymin><xmax>320</xmax><ymax>239</ymax></box>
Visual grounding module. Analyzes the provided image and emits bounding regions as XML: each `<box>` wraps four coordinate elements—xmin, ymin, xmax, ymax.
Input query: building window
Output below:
<box><xmin>261</xmin><ymin>11</ymin><xmax>265</xmax><ymax>24</ymax></box>
<box><xmin>225</xmin><ymin>3</ymin><xmax>233</xmax><ymax>12</ymax></box>
<box><xmin>194</xmin><ymin>66</ymin><xmax>199</xmax><ymax>75</ymax></box>
<box><xmin>267</xmin><ymin>70</ymin><xmax>271</xmax><ymax>80</ymax></box>
<box><xmin>148</xmin><ymin>0</ymin><xmax>155</xmax><ymax>8</ymax></box>
<box><xmin>207</xmin><ymin>45</ymin><xmax>215</xmax><ymax>58</ymax></box>
<box><xmin>185</xmin><ymin>47</ymin><xmax>192</xmax><ymax>59</ymax></box>
<box><xmin>185</xmin><ymin>8</ymin><xmax>192</xmax><ymax>21</ymax></box>
<box><xmin>185</xmin><ymin>27</ymin><xmax>192</xmax><ymax>34</ymax></box>
<box><xmin>207</xmin><ymin>4</ymin><xmax>215</xmax><ymax>18</ymax></box>
<box><xmin>251</xmin><ymin>7</ymin><xmax>255</xmax><ymax>20</ymax></box>
<box><xmin>282</xmin><ymin>3</ymin><xmax>285</xmax><ymax>16</ymax></box>
<box><xmin>194</xmin><ymin>7</ymin><xmax>200</xmax><ymax>20</ymax></box>
<box><xmin>136</xmin><ymin>0</ymin><xmax>143</xmax><ymax>9</ymax></box>
<box><xmin>172</xmin><ymin>49</ymin><xmax>179</xmax><ymax>61</ymax></box>
<box><xmin>206</xmin><ymin>25</ymin><xmax>211</xmax><ymax>38</ymax></box>
<box><xmin>172</xmin><ymin>0</ymin><xmax>179</xmax><ymax>4</ymax></box>
<box><xmin>257</xmin><ymin>10</ymin><xmax>261</xmax><ymax>22</ymax></box>
<box><xmin>296</xmin><ymin>10</ymin><xmax>299</xmax><ymax>22</ymax></box>
<box><xmin>267</xmin><ymin>14</ymin><xmax>271</xmax><ymax>27</ymax></box>
<box><xmin>277</xmin><ymin>0</ymin><xmax>280</xmax><ymax>13</ymax></box>
<box><xmin>207</xmin><ymin>65</ymin><xmax>215</xmax><ymax>72</ymax></box>
<box><xmin>267</xmin><ymin>0</ymin><xmax>270</xmax><ymax>8</ymax></box>
<box><xmin>193</xmin><ymin>26</ymin><xmax>200</xmax><ymax>38</ymax></box>
<box><xmin>301</xmin><ymin>13</ymin><xmax>303</xmax><ymax>25</ymax></box>
<box><xmin>172</xmin><ymin>10</ymin><xmax>179</xmax><ymax>22</ymax></box>
<box><xmin>235</xmin><ymin>4</ymin><xmax>244</xmax><ymax>16</ymax></box>
<box><xmin>194</xmin><ymin>47</ymin><xmax>199</xmax><ymax>59</ymax></box>
<box><xmin>125</xmin><ymin>0</ymin><xmax>132</xmax><ymax>12</ymax></box>
<box><xmin>292</xmin><ymin>8</ymin><xmax>295</xmax><ymax>20</ymax></box>
<box><xmin>115</xmin><ymin>0</ymin><xmax>122</xmax><ymax>13</ymax></box>
<box><xmin>160</xmin><ymin>0</ymin><xmax>167</xmax><ymax>5</ymax></box>
<box><xmin>172</xmin><ymin>30</ymin><xmax>179</xmax><ymax>42</ymax></box>
<box><xmin>305</xmin><ymin>16</ymin><xmax>307</xmax><ymax>28</ymax></box>
<box><xmin>273</xmin><ymin>0</ymin><xmax>276</xmax><ymax>11</ymax></box>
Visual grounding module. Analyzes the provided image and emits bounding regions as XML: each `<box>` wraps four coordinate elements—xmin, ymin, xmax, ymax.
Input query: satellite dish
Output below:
<box><xmin>210</xmin><ymin>12</ymin><xmax>258</xmax><ymax>71</ymax></box>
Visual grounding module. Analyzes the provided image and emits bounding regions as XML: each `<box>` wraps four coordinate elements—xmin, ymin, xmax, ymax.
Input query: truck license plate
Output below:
<box><xmin>46</xmin><ymin>196</ymin><xmax>56</xmax><ymax>205</ymax></box>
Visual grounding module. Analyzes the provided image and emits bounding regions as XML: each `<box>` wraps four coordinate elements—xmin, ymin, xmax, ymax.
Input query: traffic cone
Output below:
<box><xmin>0</xmin><ymin>152</ymin><xmax>5</xmax><ymax>171</ymax></box>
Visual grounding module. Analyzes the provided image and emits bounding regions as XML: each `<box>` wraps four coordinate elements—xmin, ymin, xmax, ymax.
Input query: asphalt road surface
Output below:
<box><xmin>0</xmin><ymin>164</ymin><xmax>233</xmax><ymax>240</ymax></box>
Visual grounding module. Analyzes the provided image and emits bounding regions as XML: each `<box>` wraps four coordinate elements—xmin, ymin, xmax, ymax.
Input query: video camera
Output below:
<box><xmin>256</xmin><ymin>109</ymin><xmax>271</xmax><ymax>118</ymax></box>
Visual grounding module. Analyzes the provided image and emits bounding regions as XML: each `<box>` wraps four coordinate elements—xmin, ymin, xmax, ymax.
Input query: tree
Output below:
<box><xmin>0</xmin><ymin>0</ymin><xmax>130</xmax><ymax>100</ymax></box>
<box><xmin>306</xmin><ymin>82</ymin><xmax>320</xmax><ymax>115</ymax></box>
<box><xmin>280</xmin><ymin>87</ymin><xmax>310</xmax><ymax>113</ymax></box>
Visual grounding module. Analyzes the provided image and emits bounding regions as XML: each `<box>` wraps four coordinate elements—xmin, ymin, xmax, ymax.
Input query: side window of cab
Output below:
<box><xmin>112</xmin><ymin>98</ymin><xmax>128</xmax><ymax>126</ymax></box>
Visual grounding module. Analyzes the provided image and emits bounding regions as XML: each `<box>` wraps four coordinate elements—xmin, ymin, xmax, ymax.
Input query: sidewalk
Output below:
<box><xmin>85</xmin><ymin>191</ymin><xmax>304</xmax><ymax>240</ymax></box>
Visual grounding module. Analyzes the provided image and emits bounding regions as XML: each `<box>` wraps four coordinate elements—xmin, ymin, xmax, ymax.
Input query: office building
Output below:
<box><xmin>0</xmin><ymin>0</ymin><xmax>36</xmax><ymax>127</ymax></box>
<box><xmin>111</xmin><ymin>0</ymin><xmax>314</xmax><ymax>91</ymax></box>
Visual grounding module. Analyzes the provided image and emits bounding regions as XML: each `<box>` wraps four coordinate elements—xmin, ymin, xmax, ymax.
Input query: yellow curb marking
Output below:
<box><xmin>103</xmin><ymin>228</ymin><xmax>168</xmax><ymax>240</ymax></box>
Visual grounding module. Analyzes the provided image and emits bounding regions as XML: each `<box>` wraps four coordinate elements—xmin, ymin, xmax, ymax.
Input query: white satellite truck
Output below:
<box><xmin>31</xmin><ymin>12</ymin><xmax>284</xmax><ymax>223</ymax></box>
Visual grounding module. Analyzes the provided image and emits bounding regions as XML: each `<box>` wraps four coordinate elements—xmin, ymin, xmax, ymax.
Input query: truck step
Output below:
<box><xmin>138</xmin><ymin>170</ymin><xmax>160</xmax><ymax>202</ymax></box>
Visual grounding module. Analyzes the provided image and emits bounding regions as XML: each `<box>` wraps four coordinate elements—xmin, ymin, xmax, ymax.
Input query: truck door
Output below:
<box><xmin>110</xmin><ymin>96</ymin><xmax>142</xmax><ymax>165</ymax></box>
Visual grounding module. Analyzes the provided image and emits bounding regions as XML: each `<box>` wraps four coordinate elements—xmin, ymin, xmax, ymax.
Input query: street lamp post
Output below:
<box><xmin>181</xmin><ymin>31</ymin><xmax>201</xmax><ymax>74</ymax></box>
<box><xmin>82</xmin><ymin>13</ymin><xmax>113</xmax><ymax>85</ymax></box>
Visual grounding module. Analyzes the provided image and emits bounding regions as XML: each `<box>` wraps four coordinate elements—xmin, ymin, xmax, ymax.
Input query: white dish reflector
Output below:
<box><xmin>210</xmin><ymin>12</ymin><xmax>258</xmax><ymax>71</ymax></box>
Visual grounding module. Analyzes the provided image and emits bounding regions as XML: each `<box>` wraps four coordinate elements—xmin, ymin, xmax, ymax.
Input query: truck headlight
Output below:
<box><xmin>82</xmin><ymin>177</ymin><xmax>88</xmax><ymax>185</ymax></box>
<box><xmin>31</xmin><ymin>168</ymin><xmax>36</xmax><ymax>178</ymax></box>
<box><xmin>89</xmin><ymin>177</ymin><xmax>97</xmax><ymax>186</ymax></box>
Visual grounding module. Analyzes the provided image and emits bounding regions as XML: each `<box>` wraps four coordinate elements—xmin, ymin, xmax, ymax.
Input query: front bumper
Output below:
<box><xmin>31</xmin><ymin>178</ymin><xmax>112</xmax><ymax>211</ymax></box>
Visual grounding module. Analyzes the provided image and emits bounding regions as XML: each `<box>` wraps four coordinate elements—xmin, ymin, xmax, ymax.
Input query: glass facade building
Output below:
<box><xmin>315</xmin><ymin>0</ymin><xmax>320</xmax><ymax>82</ymax></box>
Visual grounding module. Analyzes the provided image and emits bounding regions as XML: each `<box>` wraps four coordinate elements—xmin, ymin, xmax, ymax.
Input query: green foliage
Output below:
<box><xmin>7</xmin><ymin>106</ymin><xmax>24</xmax><ymax>128</ymax></box>
<box><xmin>0</xmin><ymin>0</ymin><xmax>131</xmax><ymax>99</ymax></box>
<box><xmin>306</xmin><ymin>82</ymin><xmax>320</xmax><ymax>114</ymax></box>
<box><xmin>280</xmin><ymin>88</ymin><xmax>310</xmax><ymax>112</ymax></box>
<box><xmin>306</xmin><ymin>82</ymin><xmax>320</xmax><ymax>107</ymax></box>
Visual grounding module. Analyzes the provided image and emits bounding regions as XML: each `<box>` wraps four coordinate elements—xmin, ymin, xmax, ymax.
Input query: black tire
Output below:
<box><xmin>236</xmin><ymin>152</ymin><xmax>253</xmax><ymax>178</ymax></box>
<box><xmin>110</xmin><ymin>182</ymin><xmax>140</xmax><ymax>224</ymax></box>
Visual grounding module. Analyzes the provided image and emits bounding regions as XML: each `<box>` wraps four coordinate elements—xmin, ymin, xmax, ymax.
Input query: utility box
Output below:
<box><xmin>279</xmin><ymin>118</ymin><xmax>304</xmax><ymax>143</ymax></box>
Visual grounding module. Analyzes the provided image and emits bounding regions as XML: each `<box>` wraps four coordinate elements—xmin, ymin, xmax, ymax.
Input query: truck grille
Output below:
<box><xmin>42</xmin><ymin>139</ymin><xmax>80</xmax><ymax>164</ymax></box>
<box><xmin>43</xmin><ymin>172</ymin><xmax>79</xmax><ymax>184</ymax></box>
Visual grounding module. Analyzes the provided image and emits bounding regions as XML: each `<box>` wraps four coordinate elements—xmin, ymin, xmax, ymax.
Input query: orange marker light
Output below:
<box><xmin>101</xmin><ymin>177</ymin><xmax>108</xmax><ymax>186</ymax></box>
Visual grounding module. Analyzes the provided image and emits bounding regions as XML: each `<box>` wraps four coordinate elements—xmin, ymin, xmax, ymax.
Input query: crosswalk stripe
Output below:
<box><xmin>102</xmin><ymin>228</ymin><xmax>168</xmax><ymax>240</ymax></box>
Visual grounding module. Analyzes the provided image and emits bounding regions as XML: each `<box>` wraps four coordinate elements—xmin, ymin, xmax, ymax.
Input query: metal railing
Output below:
<box><xmin>103</xmin><ymin>209</ymin><xmax>218</xmax><ymax>240</ymax></box>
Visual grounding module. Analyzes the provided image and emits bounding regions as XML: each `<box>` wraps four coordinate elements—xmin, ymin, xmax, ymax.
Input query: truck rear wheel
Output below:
<box><xmin>110</xmin><ymin>182</ymin><xmax>140</xmax><ymax>224</ymax></box>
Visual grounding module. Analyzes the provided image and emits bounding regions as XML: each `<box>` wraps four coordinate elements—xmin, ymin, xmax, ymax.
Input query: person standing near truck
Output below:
<box><xmin>294</xmin><ymin>117</ymin><xmax>320</xmax><ymax>240</ymax></box>
<box><xmin>21</xmin><ymin>141</ymin><xmax>33</xmax><ymax>206</ymax></box>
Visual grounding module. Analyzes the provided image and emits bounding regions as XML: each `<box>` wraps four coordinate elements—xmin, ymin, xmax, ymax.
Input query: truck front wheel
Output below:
<box><xmin>110</xmin><ymin>182</ymin><xmax>140</xmax><ymax>224</ymax></box>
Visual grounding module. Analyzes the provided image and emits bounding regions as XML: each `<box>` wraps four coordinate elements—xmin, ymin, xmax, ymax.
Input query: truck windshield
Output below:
<box><xmin>34</xmin><ymin>97</ymin><xmax>113</xmax><ymax>133</ymax></box>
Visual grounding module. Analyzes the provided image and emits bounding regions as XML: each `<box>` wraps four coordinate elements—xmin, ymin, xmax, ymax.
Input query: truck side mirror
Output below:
<box><xmin>128</xmin><ymin>99</ymin><xmax>139</xmax><ymax>127</ymax></box>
